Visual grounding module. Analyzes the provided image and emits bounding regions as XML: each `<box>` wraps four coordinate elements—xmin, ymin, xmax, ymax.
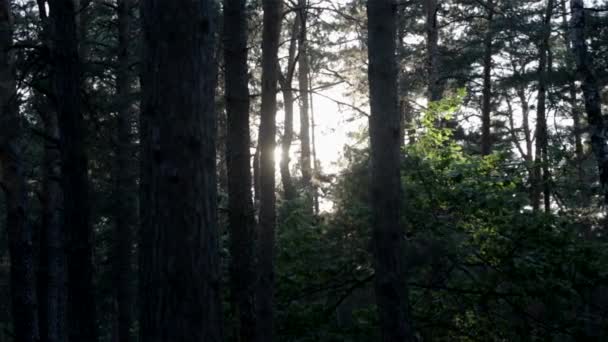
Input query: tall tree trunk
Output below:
<box><xmin>535</xmin><ymin>0</ymin><xmax>554</xmax><ymax>212</ymax></box>
<box><xmin>0</xmin><ymin>2</ymin><xmax>40</xmax><ymax>340</ymax></box>
<box><xmin>570</xmin><ymin>0</ymin><xmax>608</xmax><ymax>204</ymax></box>
<box><xmin>480</xmin><ymin>0</ymin><xmax>494</xmax><ymax>156</ymax></box>
<box><xmin>278</xmin><ymin>18</ymin><xmax>299</xmax><ymax>201</ymax></box>
<box><xmin>309</xmin><ymin>84</ymin><xmax>320</xmax><ymax>215</ymax></box>
<box><xmin>39</xmin><ymin>105</ymin><xmax>66</xmax><ymax>342</ymax></box>
<box><xmin>424</xmin><ymin>0</ymin><xmax>441</xmax><ymax>102</ymax></box>
<box><xmin>47</xmin><ymin>1</ymin><xmax>97</xmax><ymax>340</ymax></box>
<box><xmin>112</xmin><ymin>0</ymin><xmax>135</xmax><ymax>341</ymax></box>
<box><xmin>298</xmin><ymin>0</ymin><xmax>313</xmax><ymax>209</ymax></box>
<box><xmin>397</xmin><ymin>7</ymin><xmax>415</xmax><ymax>146</ymax></box>
<box><xmin>366</xmin><ymin>1</ymin><xmax>415</xmax><ymax>341</ymax></box>
<box><xmin>257</xmin><ymin>0</ymin><xmax>282</xmax><ymax>340</ymax></box>
<box><xmin>35</xmin><ymin>3</ymin><xmax>67</xmax><ymax>342</ymax></box>
<box><xmin>139</xmin><ymin>1</ymin><xmax>222</xmax><ymax>341</ymax></box>
<box><xmin>223</xmin><ymin>0</ymin><xmax>257</xmax><ymax>340</ymax></box>
<box><xmin>561</xmin><ymin>0</ymin><xmax>585</xmax><ymax>184</ymax></box>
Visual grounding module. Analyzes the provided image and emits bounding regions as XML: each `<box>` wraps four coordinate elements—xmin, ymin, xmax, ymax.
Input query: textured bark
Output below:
<box><xmin>223</xmin><ymin>0</ymin><xmax>257</xmax><ymax>340</ymax></box>
<box><xmin>570</xmin><ymin>0</ymin><xmax>608</xmax><ymax>204</ymax></box>
<box><xmin>35</xmin><ymin>3</ymin><xmax>67</xmax><ymax>341</ymax></box>
<box><xmin>39</xmin><ymin>104</ymin><xmax>66</xmax><ymax>342</ymax></box>
<box><xmin>139</xmin><ymin>1</ymin><xmax>222</xmax><ymax>341</ymax></box>
<box><xmin>112</xmin><ymin>0</ymin><xmax>135</xmax><ymax>341</ymax></box>
<box><xmin>298</xmin><ymin>0</ymin><xmax>313</xmax><ymax>207</ymax></box>
<box><xmin>256</xmin><ymin>0</ymin><xmax>282</xmax><ymax>340</ymax></box>
<box><xmin>534</xmin><ymin>0</ymin><xmax>554</xmax><ymax>212</ymax></box>
<box><xmin>366</xmin><ymin>1</ymin><xmax>415</xmax><ymax>341</ymax></box>
<box><xmin>278</xmin><ymin>18</ymin><xmax>299</xmax><ymax>201</ymax></box>
<box><xmin>0</xmin><ymin>2</ymin><xmax>40</xmax><ymax>340</ymax></box>
<box><xmin>47</xmin><ymin>1</ymin><xmax>97</xmax><ymax>340</ymax></box>
<box><xmin>423</xmin><ymin>0</ymin><xmax>441</xmax><ymax>102</ymax></box>
<box><xmin>480</xmin><ymin>0</ymin><xmax>494</xmax><ymax>156</ymax></box>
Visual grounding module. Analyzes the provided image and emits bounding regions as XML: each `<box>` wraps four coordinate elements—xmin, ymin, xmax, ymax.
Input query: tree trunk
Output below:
<box><xmin>278</xmin><ymin>18</ymin><xmax>299</xmax><ymax>201</ymax></box>
<box><xmin>39</xmin><ymin>104</ymin><xmax>66</xmax><ymax>342</ymax></box>
<box><xmin>309</xmin><ymin>84</ymin><xmax>320</xmax><ymax>215</ymax></box>
<box><xmin>561</xmin><ymin>0</ymin><xmax>585</xmax><ymax>185</ymax></box>
<box><xmin>35</xmin><ymin>3</ymin><xmax>67</xmax><ymax>341</ymax></box>
<box><xmin>423</xmin><ymin>0</ymin><xmax>441</xmax><ymax>102</ymax></box>
<box><xmin>366</xmin><ymin>1</ymin><xmax>415</xmax><ymax>341</ymax></box>
<box><xmin>139</xmin><ymin>1</ymin><xmax>222</xmax><ymax>341</ymax></box>
<box><xmin>570</xmin><ymin>0</ymin><xmax>608</xmax><ymax>204</ymax></box>
<box><xmin>480</xmin><ymin>0</ymin><xmax>494</xmax><ymax>156</ymax></box>
<box><xmin>256</xmin><ymin>0</ymin><xmax>282</xmax><ymax>340</ymax></box>
<box><xmin>47</xmin><ymin>1</ymin><xmax>97</xmax><ymax>340</ymax></box>
<box><xmin>223</xmin><ymin>0</ymin><xmax>257</xmax><ymax>340</ymax></box>
<box><xmin>0</xmin><ymin>2</ymin><xmax>40</xmax><ymax>340</ymax></box>
<box><xmin>535</xmin><ymin>0</ymin><xmax>554</xmax><ymax>212</ymax></box>
<box><xmin>112</xmin><ymin>0</ymin><xmax>135</xmax><ymax>341</ymax></box>
<box><xmin>298</xmin><ymin>0</ymin><xmax>313</xmax><ymax>209</ymax></box>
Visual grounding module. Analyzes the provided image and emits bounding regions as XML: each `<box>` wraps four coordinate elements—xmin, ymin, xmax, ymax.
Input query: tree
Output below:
<box><xmin>570</xmin><ymin>0</ymin><xmax>608</xmax><ymax>205</ymax></box>
<box><xmin>367</xmin><ymin>0</ymin><xmax>415</xmax><ymax>340</ymax></box>
<box><xmin>0</xmin><ymin>1</ymin><xmax>40</xmax><ymax>340</ymax></box>
<box><xmin>47</xmin><ymin>0</ymin><xmax>97</xmax><ymax>340</ymax></box>
<box><xmin>224</xmin><ymin>0</ymin><xmax>257</xmax><ymax>340</ymax></box>
<box><xmin>481</xmin><ymin>0</ymin><xmax>495</xmax><ymax>156</ymax></box>
<box><xmin>534</xmin><ymin>0</ymin><xmax>555</xmax><ymax>212</ymax></box>
<box><xmin>424</xmin><ymin>0</ymin><xmax>442</xmax><ymax>102</ymax></box>
<box><xmin>298</xmin><ymin>0</ymin><xmax>313</xmax><ymax>209</ymax></box>
<box><xmin>34</xmin><ymin>2</ymin><xmax>67</xmax><ymax>341</ymax></box>
<box><xmin>139</xmin><ymin>1</ymin><xmax>222</xmax><ymax>341</ymax></box>
<box><xmin>112</xmin><ymin>0</ymin><xmax>135</xmax><ymax>340</ymax></box>
<box><xmin>278</xmin><ymin>17</ymin><xmax>299</xmax><ymax>201</ymax></box>
<box><xmin>257</xmin><ymin>0</ymin><xmax>282</xmax><ymax>340</ymax></box>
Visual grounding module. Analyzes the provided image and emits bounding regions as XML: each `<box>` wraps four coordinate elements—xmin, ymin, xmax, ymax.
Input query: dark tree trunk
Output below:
<box><xmin>366</xmin><ymin>1</ymin><xmax>415</xmax><ymax>341</ymax></box>
<box><xmin>35</xmin><ymin>3</ymin><xmax>67</xmax><ymax>341</ymax></box>
<box><xmin>424</xmin><ymin>0</ymin><xmax>441</xmax><ymax>102</ymax></box>
<box><xmin>561</xmin><ymin>0</ymin><xmax>585</xmax><ymax>185</ymax></box>
<box><xmin>570</xmin><ymin>0</ymin><xmax>608</xmax><ymax>204</ymax></box>
<box><xmin>278</xmin><ymin>18</ymin><xmax>299</xmax><ymax>201</ymax></box>
<box><xmin>298</xmin><ymin>0</ymin><xmax>313</xmax><ymax>208</ymax></box>
<box><xmin>47</xmin><ymin>1</ymin><xmax>97</xmax><ymax>340</ymax></box>
<box><xmin>309</xmin><ymin>87</ymin><xmax>320</xmax><ymax>215</ymax></box>
<box><xmin>535</xmin><ymin>0</ymin><xmax>554</xmax><ymax>212</ymax></box>
<box><xmin>480</xmin><ymin>0</ymin><xmax>494</xmax><ymax>156</ymax></box>
<box><xmin>112</xmin><ymin>0</ymin><xmax>135</xmax><ymax>341</ymax></box>
<box><xmin>0</xmin><ymin>2</ymin><xmax>40</xmax><ymax>340</ymax></box>
<box><xmin>139</xmin><ymin>1</ymin><xmax>222</xmax><ymax>341</ymax></box>
<box><xmin>223</xmin><ymin>0</ymin><xmax>257</xmax><ymax>340</ymax></box>
<box><xmin>39</xmin><ymin>105</ymin><xmax>66</xmax><ymax>342</ymax></box>
<box><xmin>256</xmin><ymin>0</ymin><xmax>282</xmax><ymax>340</ymax></box>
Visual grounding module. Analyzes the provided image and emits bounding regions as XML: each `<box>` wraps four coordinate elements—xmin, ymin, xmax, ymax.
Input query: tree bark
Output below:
<box><xmin>561</xmin><ymin>0</ymin><xmax>585</xmax><ymax>185</ymax></box>
<box><xmin>570</xmin><ymin>0</ymin><xmax>608</xmax><ymax>204</ymax></box>
<box><xmin>298</xmin><ymin>0</ymin><xmax>313</xmax><ymax>209</ymax></box>
<box><xmin>366</xmin><ymin>1</ymin><xmax>415</xmax><ymax>341</ymax></box>
<box><xmin>112</xmin><ymin>0</ymin><xmax>135</xmax><ymax>341</ymax></box>
<box><xmin>424</xmin><ymin>0</ymin><xmax>441</xmax><ymax>102</ymax></box>
<box><xmin>223</xmin><ymin>0</ymin><xmax>257</xmax><ymax>340</ymax></box>
<box><xmin>47</xmin><ymin>1</ymin><xmax>97</xmax><ymax>340</ymax></box>
<box><xmin>139</xmin><ymin>1</ymin><xmax>222</xmax><ymax>341</ymax></box>
<box><xmin>278</xmin><ymin>18</ymin><xmax>299</xmax><ymax>201</ymax></box>
<box><xmin>256</xmin><ymin>0</ymin><xmax>282</xmax><ymax>340</ymax></box>
<box><xmin>535</xmin><ymin>0</ymin><xmax>554</xmax><ymax>212</ymax></box>
<box><xmin>39</xmin><ymin>103</ymin><xmax>66</xmax><ymax>342</ymax></box>
<box><xmin>0</xmin><ymin>1</ymin><xmax>40</xmax><ymax>340</ymax></box>
<box><xmin>35</xmin><ymin>3</ymin><xmax>67</xmax><ymax>341</ymax></box>
<box><xmin>480</xmin><ymin>0</ymin><xmax>494</xmax><ymax>156</ymax></box>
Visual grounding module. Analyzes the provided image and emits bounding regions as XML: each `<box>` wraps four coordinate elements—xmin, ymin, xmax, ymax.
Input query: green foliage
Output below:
<box><xmin>272</xmin><ymin>93</ymin><xmax>608</xmax><ymax>341</ymax></box>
